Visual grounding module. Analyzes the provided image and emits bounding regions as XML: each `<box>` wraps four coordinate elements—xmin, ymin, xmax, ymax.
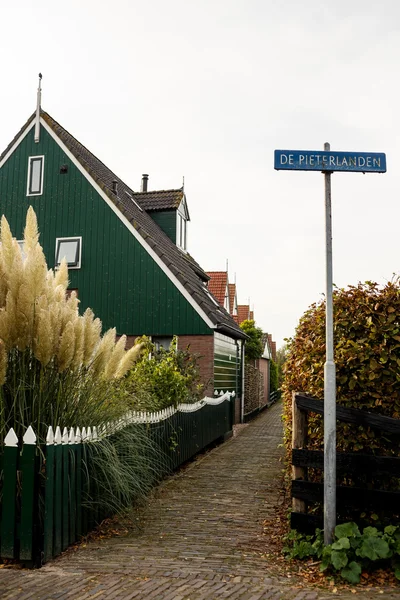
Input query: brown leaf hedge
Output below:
<box><xmin>283</xmin><ymin>280</ymin><xmax>400</xmax><ymax>463</ymax></box>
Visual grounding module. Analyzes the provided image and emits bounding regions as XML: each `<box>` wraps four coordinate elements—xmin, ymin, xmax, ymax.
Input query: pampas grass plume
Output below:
<box><xmin>57</xmin><ymin>320</ymin><xmax>76</xmax><ymax>372</ymax></box>
<box><xmin>114</xmin><ymin>342</ymin><xmax>145</xmax><ymax>379</ymax></box>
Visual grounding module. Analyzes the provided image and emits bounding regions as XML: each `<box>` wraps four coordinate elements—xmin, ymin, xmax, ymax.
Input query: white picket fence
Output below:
<box><xmin>3</xmin><ymin>390</ymin><xmax>235</xmax><ymax>447</ymax></box>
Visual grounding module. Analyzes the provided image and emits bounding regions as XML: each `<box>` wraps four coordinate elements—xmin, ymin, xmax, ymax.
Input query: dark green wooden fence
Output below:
<box><xmin>0</xmin><ymin>394</ymin><xmax>232</xmax><ymax>566</ymax></box>
<box><xmin>291</xmin><ymin>393</ymin><xmax>400</xmax><ymax>533</ymax></box>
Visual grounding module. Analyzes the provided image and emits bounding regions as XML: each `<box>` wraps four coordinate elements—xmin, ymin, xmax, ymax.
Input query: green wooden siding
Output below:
<box><xmin>214</xmin><ymin>332</ymin><xmax>242</xmax><ymax>395</ymax></box>
<box><xmin>150</xmin><ymin>210</ymin><xmax>177</xmax><ymax>243</ymax></box>
<box><xmin>0</xmin><ymin>125</ymin><xmax>212</xmax><ymax>336</ymax></box>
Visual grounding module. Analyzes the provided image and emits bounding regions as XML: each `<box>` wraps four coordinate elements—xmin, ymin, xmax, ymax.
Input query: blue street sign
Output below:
<box><xmin>274</xmin><ymin>149</ymin><xmax>386</xmax><ymax>173</ymax></box>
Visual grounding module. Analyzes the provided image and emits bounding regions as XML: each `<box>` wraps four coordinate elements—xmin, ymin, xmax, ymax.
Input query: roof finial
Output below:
<box><xmin>34</xmin><ymin>73</ymin><xmax>42</xmax><ymax>144</ymax></box>
<box><xmin>182</xmin><ymin>175</ymin><xmax>185</xmax><ymax>191</ymax></box>
<box><xmin>226</xmin><ymin>258</ymin><xmax>228</xmax><ymax>274</ymax></box>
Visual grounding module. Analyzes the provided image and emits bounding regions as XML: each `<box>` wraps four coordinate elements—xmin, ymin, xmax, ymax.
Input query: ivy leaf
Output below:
<box><xmin>357</xmin><ymin>537</ymin><xmax>390</xmax><ymax>561</ymax></box>
<box><xmin>331</xmin><ymin>550</ymin><xmax>348</xmax><ymax>570</ymax></box>
<box><xmin>363</xmin><ymin>526</ymin><xmax>379</xmax><ymax>537</ymax></box>
<box><xmin>332</xmin><ymin>537</ymin><xmax>350</xmax><ymax>550</ymax></box>
<box><xmin>335</xmin><ymin>522</ymin><xmax>360</xmax><ymax>539</ymax></box>
<box><xmin>340</xmin><ymin>561</ymin><xmax>362</xmax><ymax>584</ymax></box>
<box><xmin>395</xmin><ymin>567</ymin><xmax>400</xmax><ymax>581</ymax></box>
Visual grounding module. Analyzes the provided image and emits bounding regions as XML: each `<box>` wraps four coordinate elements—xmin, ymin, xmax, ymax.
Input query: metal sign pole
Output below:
<box><xmin>274</xmin><ymin>144</ymin><xmax>386</xmax><ymax>544</ymax></box>
<box><xmin>323</xmin><ymin>141</ymin><xmax>336</xmax><ymax>544</ymax></box>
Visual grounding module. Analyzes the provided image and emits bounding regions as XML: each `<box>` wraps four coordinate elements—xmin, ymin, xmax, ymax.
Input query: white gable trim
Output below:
<box><xmin>40</xmin><ymin>118</ymin><xmax>214</xmax><ymax>329</ymax></box>
<box><xmin>0</xmin><ymin>120</ymin><xmax>35</xmax><ymax>169</ymax></box>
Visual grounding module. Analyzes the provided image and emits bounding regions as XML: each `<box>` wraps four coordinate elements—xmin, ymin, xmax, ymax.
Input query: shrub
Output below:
<box><xmin>283</xmin><ymin>280</ymin><xmax>400</xmax><ymax>457</ymax></box>
<box><xmin>283</xmin><ymin>522</ymin><xmax>400</xmax><ymax>584</ymax></box>
<box><xmin>240</xmin><ymin>319</ymin><xmax>264</xmax><ymax>361</ymax></box>
<box><xmin>123</xmin><ymin>336</ymin><xmax>205</xmax><ymax>411</ymax></box>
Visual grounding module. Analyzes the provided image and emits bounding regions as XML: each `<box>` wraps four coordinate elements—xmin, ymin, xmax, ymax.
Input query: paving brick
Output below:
<box><xmin>0</xmin><ymin>402</ymin><xmax>399</xmax><ymax>599</ymax></box>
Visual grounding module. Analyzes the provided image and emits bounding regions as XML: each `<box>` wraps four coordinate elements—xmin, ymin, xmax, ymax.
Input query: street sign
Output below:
<box><xmin>274</xmin><ymin>149</ymin><xmax>386</xmax><ymax>173</ymax></box>
<box><xmin>275</xmin><ymin>143</ymin><xmax>387</xmax><ymax>545</ymax></box>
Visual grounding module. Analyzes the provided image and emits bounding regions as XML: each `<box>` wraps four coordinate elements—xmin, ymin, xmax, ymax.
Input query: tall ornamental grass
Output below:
<box><xmin>0</xmin><ymin>208</ymin><xmax>170</xmax><ymax>513</ymax></box>
<box><xmin>0</xmin><ymin>207</ymin><xmax>144</xmax><ymax>443</ymax></box>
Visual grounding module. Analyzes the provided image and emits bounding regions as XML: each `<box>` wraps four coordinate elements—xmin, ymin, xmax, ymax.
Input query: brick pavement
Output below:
<box><xmin>0</xmin><ymin>401</ymin><xmax>399</xmax><ymax>599</ymax></box>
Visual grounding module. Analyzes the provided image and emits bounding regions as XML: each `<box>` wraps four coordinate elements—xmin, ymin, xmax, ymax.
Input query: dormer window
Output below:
<box><xmin>177</xmin><ymin>213</ymin><xmax>187</xmax><ymax>250</ymax></box>
<box><xmin>176</xmin><ymin>200</ymin><xmax>188</xmax><ymax>251</ymax></box>
<box><xmin>55</xmin><ymin>237</ymin><xmax>82</xmax><ymax>269</ymax></box>
<box><xmin>27</xmin><ymin>156</ymin><xmax>44</xmax><ymax>196</ymax></box>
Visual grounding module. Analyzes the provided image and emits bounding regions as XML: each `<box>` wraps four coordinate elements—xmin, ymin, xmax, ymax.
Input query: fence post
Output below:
<box><xmin>1</xmin><ymin>428</ymin><xmax>19</xmax><ymax>558</ymax></box>
<box><xmin>75</xmin><ymin>427</ymin><xmax>83</xmax><ymax>539</ymax></box>
<box><xmin>54</xmin><ymin>426</ymin><xmax>63</xmax><ymax>557</ymax></box>
<box><xmin>292</xmin><ymin>392</ymin><xmax>308</xmax><ymax>514</ymax></box>
<box><xmin>44</xmin><ymin>426</ymin><xmax>55</xmax><ymax>562</ymax></box>
<box><xmin>19</xmin><ymin>426</ymin><xmax>37</xmax><ymax>562</ymax></box>
<box><xmin>62</xmin><ymin>427</ymin><xmax>69</xmax><ymax>551</ymax></box>
<box><xmin>69</xmin><ymin>428</ymin><xmax>77</xmax><ymax>544</ymax></box>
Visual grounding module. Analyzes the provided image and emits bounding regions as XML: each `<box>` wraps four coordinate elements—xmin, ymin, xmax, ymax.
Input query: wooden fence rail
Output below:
<box><xmin>291</xmin><ymin>392</ymin><xmax>400</xmax><ymax>533</ymax></box>
<box><xmin>0</xmin><ymin>392</ymin><xmax>234</xmax><ymax>566</ymax></box>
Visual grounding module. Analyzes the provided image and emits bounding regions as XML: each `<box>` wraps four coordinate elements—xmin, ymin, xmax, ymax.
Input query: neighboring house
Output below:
<box><xmin>237</xmin><ymin>304</ymin><xmax>250</xmax><ymax>326</ymax></box>
<box><xmin>0</xmin><ymin>106</ymin><xmax>247</xmax><ymax>417</ymax></box>
<box><xmin>206</xmin><ymin>271</ymin><xmax>230</xmax><ymax>314</ymax></box>
<box><xmin>267</xmin><ymin>334</ymin><xmax>277</xmax><ymax>362</ymax></box>
<box><xmin>255</xmin><ymin>333</ymin><xmax>273</xmax><ymax>405</ymax></box>
<box><xmin>228</xmin><ymin>283</ymin><xmax>238</xmax><ymax>321</ymax></box>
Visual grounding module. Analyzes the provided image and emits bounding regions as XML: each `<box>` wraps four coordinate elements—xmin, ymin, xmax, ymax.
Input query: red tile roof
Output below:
<box><xmin>228</xmin><ymin>283</ymin><xmax>236</xmax><ymax>315</ymax></box>
<box><xmin>206</xmin><ymin>271</ymin><xmax>228</xmax><ymax>307</ymax></box>
<box><xmin>237</xmin><ymin>305</ymin><xmax>250</xmax><ymax>325</ymax></box>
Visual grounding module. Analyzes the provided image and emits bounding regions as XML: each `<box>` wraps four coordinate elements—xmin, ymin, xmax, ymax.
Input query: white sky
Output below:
<box><xmin>1</xmin><ymin>0</ymin><xmax>399</xmax><ymax>347</ymax></box>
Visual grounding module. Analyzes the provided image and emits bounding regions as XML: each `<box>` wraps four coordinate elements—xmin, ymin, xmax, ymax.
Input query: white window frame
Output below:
<box><xmin>17</xmin><ymin>240</ymin><xmax>27</xmax><ymax>261</ymax></box>
<box><xmin>55</xmin><ymin>236</ymin><xmax>82</xmax><ymax>269</ymax></box>
<box><xmin>176</xmin><ymin>211</ymin><xmax>187</xmax><ymax>252</ymax></box>
<box><xmin>26</xmin><ymin>155</ymin><xmax>45</xmax><ymax>196</ymax></box>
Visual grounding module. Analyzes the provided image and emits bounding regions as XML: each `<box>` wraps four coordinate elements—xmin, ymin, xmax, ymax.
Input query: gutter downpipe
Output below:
<box><xmin>241</xmin><ymin>339</ymin><xmax>245</xmax><ymax>423</ymax></box>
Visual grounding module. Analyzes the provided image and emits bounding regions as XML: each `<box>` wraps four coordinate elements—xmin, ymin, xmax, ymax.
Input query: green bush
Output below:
<box><xmin>283</xmin><ymin>522</ymin><xmax>400</xmax><ymax>584</ymax></box>
<box><xmin>123</xmin><ymin>336</ymin><xmax>205</xmax><ymax>411</ymax></box>
<box><xmin>270</xmin><ymin>360</ymin><xmax>278</xmax><ymax>392</ymax></box>
<box><xmin>240</xmin><ymin>319</ymin><xmax>263</xmax><ymax>361</ymax></box>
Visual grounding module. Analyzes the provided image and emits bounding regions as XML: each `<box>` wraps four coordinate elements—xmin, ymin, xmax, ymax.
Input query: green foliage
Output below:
<box><xmin>276</xmin><ymin>345</ymin><xmax>287</xmax><ymax>387</ymax></box>
<box><xmin>283</xmin><ymin>522</ymin><xmax>400</xmax><ymax>583</ymax></box>
<box><xmin>270</xmin><ymin>360</ymin><xmax>278</xmax><ymax>392</ymax></box>
<box><xmin>123</xmin><ymin>337</ymin><xmax>205</xmax><ymax>411</ymax></box>
<box><xmin>240</xmin><ymin>320</ymin><xmax>264</xmax><ymax>361</ymax></box>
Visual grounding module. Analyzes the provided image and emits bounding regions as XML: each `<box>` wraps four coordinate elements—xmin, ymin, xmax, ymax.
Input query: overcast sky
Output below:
<box><xmin>1</xmin><ymin>0</ymin><xmax>399</xmax><ymax>347</ymax></box>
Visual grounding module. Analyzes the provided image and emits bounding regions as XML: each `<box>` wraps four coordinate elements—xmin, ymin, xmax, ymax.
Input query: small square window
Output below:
<box><xmin>27</xmin><ymin>156</ymin><xmax>44</xmax><ymax>196</ymax></box>
<box><xmin>17</xmin><ymin>240</ymin><xmax>27</xmax><ymax>261</ymax></box>
<box><xmin>55</xmin><ymin>237</ymin><xmax>82</xmax><ymax>269</ymax></box>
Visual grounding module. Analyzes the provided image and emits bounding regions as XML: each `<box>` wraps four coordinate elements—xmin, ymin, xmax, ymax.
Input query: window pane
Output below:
<box><xmin>30</xmin><ymin>158</ymin><xmax>42</xmax><ymax>193</ymax></box>
<box><xmin>57</xmin><ymin>240</ymin><xmax>79</xmax><ymax>265</ymax></box>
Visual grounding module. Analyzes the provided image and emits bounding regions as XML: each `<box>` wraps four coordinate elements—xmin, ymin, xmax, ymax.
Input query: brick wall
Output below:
<box><xmin>177</xmin><ymin>335</ymin><xmax>214</xmax><ymax>397</ymax></box>
<box><xmin>124</xmin><ymin>335</ymin><xmax>140</xmax><ymax>349</ymax></box>
<box><xmin>244</xmin><ymin>363</ymin><xmax>264</xmax><ymax>416</ymax></box>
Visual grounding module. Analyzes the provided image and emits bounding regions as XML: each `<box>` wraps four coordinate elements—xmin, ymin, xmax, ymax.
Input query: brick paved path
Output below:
<box><xmin>1</xmin><ymin>401</ymin><xmax>399</xmax><ymax>599</ymax></box>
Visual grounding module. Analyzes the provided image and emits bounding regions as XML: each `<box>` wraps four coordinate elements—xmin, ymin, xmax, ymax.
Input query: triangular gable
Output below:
<box><xmin>178</xmin><ymin>195</ymin><xmax>190</xmax><ymax>221</ymax></box>
<box><xmin>0</xmin><ymin>111</ymin><xmax>247</xmax><ymax>340</ymax></box>
<box><xmin>0</xmin><ymin>113</ymin><xmax>216</xmax><ymax>329</ymax></box>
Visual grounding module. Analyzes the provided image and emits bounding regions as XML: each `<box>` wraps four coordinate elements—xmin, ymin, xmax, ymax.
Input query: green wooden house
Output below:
<box><xmin>0</xmin><ymin>106</ymin><xmax>246</xmax><ymax>418</ymax></box>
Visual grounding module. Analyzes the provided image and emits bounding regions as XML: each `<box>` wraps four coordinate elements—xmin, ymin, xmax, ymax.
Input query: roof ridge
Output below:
<box><xmin>41</xmin><ymin>110</ymin><xmax>136</xmax><ymax>194</ymax></box>
<box><xmin>132</xmin><ymin>188</ymin><xmax>183</xmax><ymax>195</ymax></box>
